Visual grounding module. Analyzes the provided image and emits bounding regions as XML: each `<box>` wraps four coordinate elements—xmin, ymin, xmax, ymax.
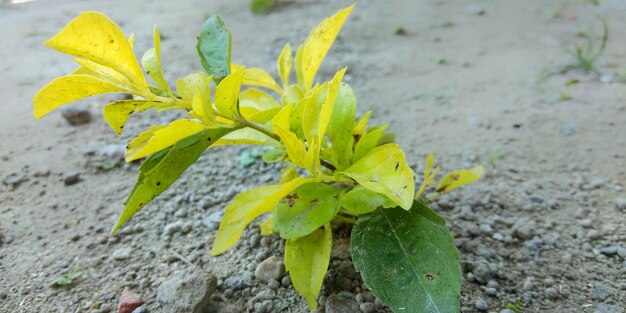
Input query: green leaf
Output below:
<box><xmin>262</xmin><ymin>148</ymin><xmax>284</xmax><ymax>163</ymax></box>
<box><xmin>339</xmin><ymin>185</ymin><xmax>395</xmax><ymax>215</ymax></box>
<box><xmin>351</xmin><ymin>202</ymin><xmax>462</xmax><ymax>313</ymax></box>
<box><xmin>51</xmin><ymin>269</ymin><xmax>83</xmax><ymax>288</ymax></box>
<box><xmin>341</xmin><ymin>144</ymin><xmax>415</xmax><ymax>210</ymax></box>
<box><xmin>110</xmin><ymin>128</ymin><xmax>232</xmax><ymax>234</ymax></box>
<box><xmin>285</xmin><ymin>224</ymin><xmax>332</xmax><ymax>309</ymax></box>
<box><xmin>196</xmin><ymin>15</ymin><xmax>231</xmax><ymax>81</ymax></box>
<box><xmin>326</xmin><ymin>82</ymin><xmax>356</xmax><ymax>169</ymax></box>
<box><xmin>273</xmin><ymin>182</ymin><xmax>341</xmax><ymax>239</ymax></box>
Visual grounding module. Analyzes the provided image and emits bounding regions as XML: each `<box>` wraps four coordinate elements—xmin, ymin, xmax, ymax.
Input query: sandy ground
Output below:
<box><xmin>1</xmin><ymin>0</ymin><xmax>625</xmax><ymax>312</ymax></box>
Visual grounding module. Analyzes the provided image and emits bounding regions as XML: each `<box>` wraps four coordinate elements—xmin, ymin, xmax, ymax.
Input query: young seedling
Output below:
<box><xmin>540</xmin><ymin>16</ymin><xmax>608</xmax><ymax>80</ymax></box>
<box><xmin>34</xmin><ymin>5</ymin><xmax>483</xmax><ymax>312</ymax></box>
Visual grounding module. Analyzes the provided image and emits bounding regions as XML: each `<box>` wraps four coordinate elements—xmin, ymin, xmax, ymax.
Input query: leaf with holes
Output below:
<box><xmin>351</xmin><ymin>202</ymin><xmax>462</xmax><ymax>313</ymax></box>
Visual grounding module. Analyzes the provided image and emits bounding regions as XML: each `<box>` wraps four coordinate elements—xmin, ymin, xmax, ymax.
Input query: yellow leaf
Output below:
<box><xmin>45</xmin><ymin>12</ymin><xmax>146</xmax><ymax>89</ymax></box>
<box><xmin>297</xmin><ymin>5</ymin><xmax>354</xmax><ymax>92</ymax></box>
<box><xmin>277</xmin><ymin>43</ymin><xmax>292</xmax><ymax>88</ymax></box>
<box><xmin>318</xmin><ymin>68</ymin><xmax>346</xmax><ymax>143</ymax></box>
<box><xmin>176</xmin><ymin>72</ymin><xmax>211</xmax><ymax>109</ymax></box>
<box><xmin>285</xmin><ymin>224</ymin><xmax>332</xmax><ymax>309</ymax></box>
<box><xmin>415</xmin><ymin>154</ymin><xmax>440</xmax><ymax>200</ymax></box>
<box><xmin>213</xmin><ymin>127</ymin><xmax>280</xmax><ymax>147</ymax></box>
<box><xmin>141</xmin><ymin>26</ymin><xmax>170</xmax><ymax>93</ymax></box>
<box><xmin>280</xmin><ymin>164</ymin><xmax>299</xmax><ymax>183</ymax></box>
<box><xmin>353</xmin><ymin>111</ymin><xmax>371</xmax><ymax>138</ymax></box>
<box><xmin>260</xmin><ymin>216</ymin><xmax>275</xmax><ymax>236</ymax></box>
<box><xmin>214</xmin><ymin>70</ymin><xmax>245</xmax><ymax>119</ymax></box>
<box><xmin>33</xmin><ymin>74</ymin><xmax>127</xmax><ymax>119</ymax></box>
<box><xmin>239</xmin><ymin>88</ymin><xmax>281</xmax><ymax>111</ymax></box>
<box><xmin>125</xmin><ymin>119</ymin><xmax>207</xmax><ymax>161</ymax></box>
<box><xmin>272</xmin><ymin>103</ymin><xmax>294</xmax><ymax>131</ymax></box>
<box><xmin>190</xmin><ymin>89</ymin><xmax>220</xmax><ymax>127</ymax></box>
<box><xmin>232</xmin><ymin>64</ymin><xmax>282</xmax><ymax>94</ymax></box>
<box><xmin>341</xmin><ymin>144</ymin><xmax>415</xmax><ymax>210</ymax></box>
<box><xmin>281</xmin><ymin>84</ymin><xmax>304</xmax><ymax>106</ymax></box>
<box><xmin>103</xmin><ymin>100</ymin><xmax>162</xmax><ymax>134</ymax></box>
<box><xmin>273</xmin><ymin>104</ymin><xmax>311</xmax><ymax>169</ymax></box>
<box><xmin>73</xmin><ymin>57</ymin><xmax>134</xmax><ymax>86</ymax></box>
<box><xmin>436</xmin><ymin>165</ymin><xmax>485</xmax><ymax>194</ymax></box>
<box><xmin>211</xmin><ymin>177</ymin><xmax>315</xmax><ymax>255</ymax></box>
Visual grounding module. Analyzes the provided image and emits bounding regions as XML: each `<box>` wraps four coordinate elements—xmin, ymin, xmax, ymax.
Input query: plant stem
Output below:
<box><xmin>241</xmin><ymin>119</ymin><xmax>337</xmax><ymax>171</ymax></box>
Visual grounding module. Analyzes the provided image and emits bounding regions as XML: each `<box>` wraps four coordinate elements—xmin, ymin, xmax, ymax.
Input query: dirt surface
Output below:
<box><xmin>1</xmin><ymin>0</ymin><xmax>625</xmax><ymax>312</ymax></box>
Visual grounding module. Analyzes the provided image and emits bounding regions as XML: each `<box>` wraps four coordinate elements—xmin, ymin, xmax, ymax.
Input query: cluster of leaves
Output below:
<box><xmin>34</xmin><ymin>5</ymin><xmax>483</xmax><ymax>312</ymax></box>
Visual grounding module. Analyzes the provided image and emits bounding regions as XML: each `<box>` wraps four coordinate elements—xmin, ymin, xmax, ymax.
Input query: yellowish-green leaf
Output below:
<box><xmin>318</xmin><ymin>68</ymin><xmax>346</xmax><ymax>142</ymax></box>
<box><xmin>273</xmin><ymin>182</ymin><xmax>341</xmax><ymax>239</ymax></box>
<box><xmin>126</xmin><ymin>119</ymin><xmax>208</xmax><ymax>161</ymax></box>
<box><xmin>141</xmin><ymin>26</ymin><xmax>170</xmax><ymax>93</ymax></box>
<box><xmin>176</xmin><ymin>72</ymin><xmax>211</xmax><ymax>109</ymax></box>
<box><xmin>34</xmin><ymin>74</ymin><xmax>127</xmax><ymax>119</ymax></box>
<box><xmin>280</xmin><ymin>164</ymin><xmax>299</xmax><ymax>183</ymax></box>
<box><xmin>214</xmin><ymin>69</ymin><xmax>245</xmax><ymax>119</ymax></box>
<box><xmin>211</xmin><ymin>177</ymin><xmax>315</xmax><ymax>255</ymax></box>
<box><xmin>73</xmin><ymin>58</ymin><xmax>135</xmax><ymax>87</ymax></box>
<box><xmin>190</xmin><ymin>89</ymin><xmax>219</xmax><ymax>126</ymax></box>
<box><xmin>341</xmin><ymin>144</ymin><xmax>415</xmax><ymax>210</ymax></box>
<box><xmin>281</xmin><ymin>84</ymin><xmax>304</xmax><ymax>106</ymax></box>
<box><xmin>275</xmin><ymin>127</ymin><xmax>309</xmax><ymax>170</ymax></box>
<box><xmin>297</xmin><ymin>4</ymin><xmax>354</xmax><ymax>92</ymax></box>
<box><xmin>436</xmin><ymin>165</ymin><xmax>485</xmax><ymax>194</ymax></box>
<box><xmin>272</xmin><ymin>103</ymin><xmax>293</xmax><ymax>131</ymax></box>
<box><xmin>353</xmin><ymin>124</ymin><xmax>387</xmax><ymax>163</ymax></box>
<box><xmin>340</xmin><ymin>185</ymin><xmax>396</xmax><ymax>215</ymax></box>
<box><xmin>327</xmin><ymin>82</ymin><xmax>356</xmax><ymax>169</ymax></box>
<box><xmin>233</xmin><ymin>64</ymin><xmax>282</xmax><ymax>94</ymax></box>
<box><xmin>260</xmin><ymin>216</ymin><xmax>275</xmax><ymax>236</ymax></box>
<box><xmin>45</xmin><ymin>12</ymin><xmax>146</xmax><ymax>89</ymax></box>
<box><xmin>239</xmin><ymin>88</ymin><xmax>280</xmax><ymax>111</ymax></box>
<box><xmin>277</xmin><ymin>43</ymin><xmax>292</xmax><ymax>88</ymax></box>
<box><xmin>285</xmin><ymin>224</ymin><xmax>332</xmax><ymax>309</ymax></box>
<box><xmin>353</xmin><ymin>111</ymin><xmax>371</xmax><ymax>139</ymax></box>
<box><xmin>103</xmin><ymin>100</ymin><xmax>162</xmax><ymax>134</ymax></box>
<box><xmin>213</xmin><ymin>127</ymin><xmax>280</xmax><ymax>147</ymax></box>
<box><xmin>415</xmin><ymin>154</ymin><xmax>440</xmax><ymax>200</ymax></box>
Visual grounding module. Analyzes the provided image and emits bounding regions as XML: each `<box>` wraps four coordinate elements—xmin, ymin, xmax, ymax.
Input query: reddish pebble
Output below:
<box><xmin>118</xmin><ymin>287</ymin><xmax>143</xmax><ymax>313</ymax></box>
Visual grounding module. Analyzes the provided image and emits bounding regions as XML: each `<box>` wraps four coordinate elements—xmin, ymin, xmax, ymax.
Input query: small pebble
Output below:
<box><xmin>545</xmin><ymin>287</ymin><xmax>559</xmax><ymax>300</ymax></box>
<box><xmin>359</xmin><ymin>302</ymin><xmax>377</xmax><ymax>313</ymax></box>
<box><xmin>492</xmin><ymin>233</ymin><xmax>504</xmax><ymax>241</ymax></box>
<box><xmin>500</xmin><ymin>310</ymin><xmax>516</xmax><ymax>313</ymax></box>
<box><xmin>474</xmin><ymin>298</ymin><xmax>489</xmax><ymax>311</ymax></box>
<box><xmin>60</xmin><ymin>107</ymin><xmax>92</xmax><ymax>125</ymax></box>
<box><xmin>600</xmin><ymin>246</ymin><xmax>618</xmax><ymax>256</ymax></box>
<box><xmin>0</xmin><ymin>290</ymin><xmax>7</xmax><ymax>300</ymax></box>
<box><xmin>64</xmin><ymin>173</ymin><xmax>81</xmax><ymax>186</ymax></box>
<box><xmin>485</xmin><ymin>287</ymin><xmax>497</xmax><ymax>296</ymax></box>
<box><xmin>592</xmin><ymin>284</ymin><xmax>609</xmax><ymax>301</ymax></box>
<box><xmin>255</xmin><ymin>256</ymin><xmax>285</xmax><ymax>282</ymax></box>
<box><xmin>100</xmin><ymin>303</ymin><xmax>112</xmax><ymax>313</ymax></box>
<box><xmin>614</xmin><ymin>198</ymin><xmax>626</xmax><ymax>211</ymax></box>
<box><xmin>281</xmin><ymin>275</ymin><xmax>291</xmax><ymax>287</ymax></box>
<box><xmin>268</xmin><ymin>279</ymin><xmax>281</xmax><ymax>290</ymax></box>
